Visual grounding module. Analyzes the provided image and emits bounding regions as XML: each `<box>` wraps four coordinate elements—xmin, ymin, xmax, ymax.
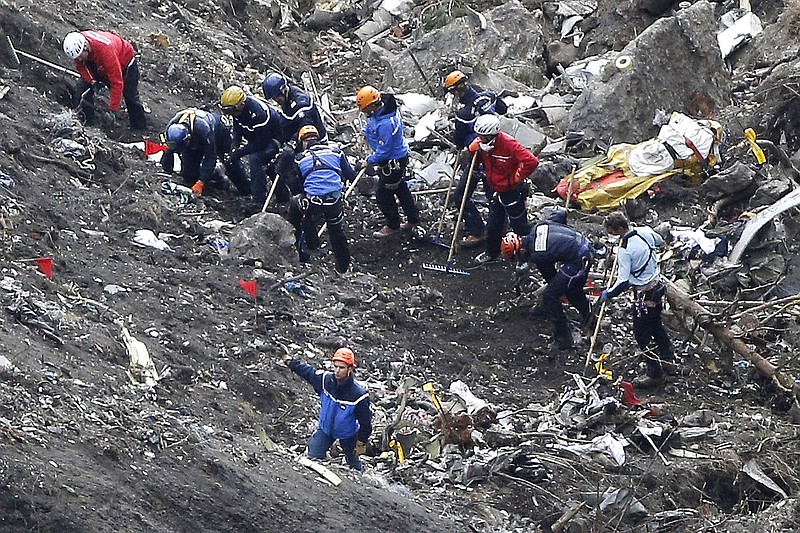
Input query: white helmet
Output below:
<box><xmin>63</xmin><ymin>32</ymin><xmax>88</xmax><ymax>60</ymax></box>
<box><xmin>474</xmin><ymin>114</ymin><xmax>501</xmax><ymax>136</ymax></box>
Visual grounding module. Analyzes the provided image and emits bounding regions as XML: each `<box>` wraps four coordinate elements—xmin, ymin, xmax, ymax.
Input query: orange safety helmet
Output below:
<box><xmin>298</xmin><ymin>124</ymin><xmax>319</xmax><ymax>141</ymax></box>
<box><xmin>500</xmin><ymin>232</ymin><xmax>522</xmax><ymax>259</ymax></box>
<box><xmin>331</xmin><ymin>347</ymin><xmax>356</xmax><ymax>366</ymax></box>
<box><xmin>444</xmin><ymin>70</ymin><xmax>467</xmax><ymax>91</ymax></box>
<box><xmin>356</xmin><ymin>85</ymin><xmax>381</xmax><ymax>111</ymax></box>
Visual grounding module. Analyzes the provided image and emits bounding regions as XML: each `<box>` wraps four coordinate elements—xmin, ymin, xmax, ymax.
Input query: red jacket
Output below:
<box><xmin>74</xmin><ymin>31</ymin><xmax>136</xmax><ymax>111</ymax></box>
<box><xmin>469</xmin><ymin>132</ymin><xmax>539</xmax><ymax>193</ymax></box>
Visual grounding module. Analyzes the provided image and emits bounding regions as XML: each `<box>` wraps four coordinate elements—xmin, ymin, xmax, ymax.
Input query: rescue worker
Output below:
<box><xmin>62</xmin><ymin>30</ymin><xmax>147</xmax><ymax>130</ymax></box>
<box><xmin>601</xmin><ymin>212</ymin><xmax>676</xmax><ymax>388</ymax></box>
<box><xmin>501</xmin><ymin>210</ymin><xmax>594</xmax><ymax>350</ymax></box>
<box><xmin>161</xmin><ymin>108</ymin><xmax>251</xmax><ymax>197</ymax></box>
<box><xmin>219</xmin><ymin>86</ymin><xmax>285</xmax><ymax>210</ymax></box>
<box><xmin>468</xmin><ymin>114</ymin><xmax>538</xmax><ymax>264</ymax></box>
<box><xmin>444</xmin><ymin>70</ymin><xmax>508</xmax><ymax>248</ymax></box>
<box><xmin>357</xmin><ymin>85</ymin><xmax>421</xmax><ymax>238</ymax></box>
<box><xmin>288</xmin><ymin>124</ymin><xmax>355</xmax><ymax>273</ymax></box>
<box><xmin>281</xmin><ymin>347</ymin><xmax>372</xmax><ymax>471</ymax></box>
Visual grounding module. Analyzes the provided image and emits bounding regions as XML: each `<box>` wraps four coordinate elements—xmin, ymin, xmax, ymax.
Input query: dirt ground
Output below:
<box><xmin>1</xmin><ymin>1</ymin><xmax>799</xmax><ymax>532</ymax></box>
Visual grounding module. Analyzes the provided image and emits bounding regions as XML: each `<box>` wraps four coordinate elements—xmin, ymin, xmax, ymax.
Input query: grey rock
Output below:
<box><xmin>228</xmin><ymin>213</ymin><xmax>297</xmax><ymax>265</ymax></box>
<box><xmin>701</xmin><ymin>161</ymin><xmax>755</xmax><ymax>199</ymax></box>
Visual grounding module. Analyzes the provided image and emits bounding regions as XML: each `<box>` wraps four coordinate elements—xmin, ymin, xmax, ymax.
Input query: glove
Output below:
<box><xmin>355</xmin><ymin>441</ymin><xmax>367</xmax><ymax>457</ymax></box>
<box><xmin>599</xmin><ymin>290</ymin><xmax>609</xmax><ymax>303</ymax></box>
<box><xmin>468</xmin><ymin>138</ymin><xmax>481</xmax><ymax>153</ymax></box>
<box><xmin>191</xmin><ymin>181</ymin><xmax>205</xmax><ymax>197</ymax></box>
<box><xmin>281</xmin><ymin>353</ymin><xmax>293</xmax><ymax>366</ymax></box>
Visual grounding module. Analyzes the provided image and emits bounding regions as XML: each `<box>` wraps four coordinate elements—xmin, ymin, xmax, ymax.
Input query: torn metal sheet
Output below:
<box><xmin>728</xmin><ymin>187</ymin><xmax>800</xmax><ymax>264</ymax></box>
<box><xmin>717</xmin><ymin>11</ymin><xmax>763</xmax><ymax>59</ymax></box>
<box><xmin>742</xmin><ymin>459</ymin><xmax>788</xmax><ymax>499</ymax></box>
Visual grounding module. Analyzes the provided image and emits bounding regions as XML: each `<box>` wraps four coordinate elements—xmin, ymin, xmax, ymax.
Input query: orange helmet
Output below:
<box><xmin>356</xmin><ymin>85</ymin><xmax>381</xmax><ymax>111</ymax></box>
<box><xmin>500</xmin><ymin>232</ymin><xmax>522</xmax><ymax>259</ymax></box>
<box><xmin>298</xmin><ymin>124</ymin><xmax>319</xmax><ymax>141</ymax></box>
<box><xmin>332</xmin><ymin>347</ymin><xmax>356</xmax><ymax>366</ymax></box>
<box><xmin>444</xmin><ymin>70</ymin><xmax>467</xmax><ymax>91</ymax></box>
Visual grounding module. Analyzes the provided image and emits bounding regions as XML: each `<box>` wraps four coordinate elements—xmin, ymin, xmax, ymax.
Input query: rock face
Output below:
<box><xmin>567</xmin><ymin>0</ymin><xmax>730</xmax><ymax>144</ymax></box>
<box><xmin>382</xmin><ymin>0</ymin><xmax>547</xmax><ymax>93</ymax></box>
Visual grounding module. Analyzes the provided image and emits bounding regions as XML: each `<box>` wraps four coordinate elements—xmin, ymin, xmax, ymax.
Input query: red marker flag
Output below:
<box><xmin>35</xmin><ymin>257</ymin><xmax>53</xmax><ymax>280</ymax></box>
<box><xmin>239</xmin><ymin>279</ymin><xmax>257</xmax><ymax>299</ymax></box>
<box><xmin>144</xmin><ymin>139</ymin><xmax>169</xmax><ymax>156</ymax></box>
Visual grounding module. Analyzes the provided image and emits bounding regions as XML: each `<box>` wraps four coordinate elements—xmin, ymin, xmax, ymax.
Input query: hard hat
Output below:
<box><xmin>166</xmin><ymin>123</ymin><xmax>190</xmax><ymax>145</ymax></box>
<box><xmin>220</xmin><ymin>86</ymin><xmax>246</xmax><ymax>110</ymax></box>
<box><xmin>500</xmin><ymin>232</ymin><xmax>522</xmax><ymax>259</ymax></box>
<box><xmin>444</xmin><ymin>70</ymin><xmax>467</xmax><ymax>91</ymax></box>
<box><xmin>262</xmin><ymin>73</ymin><xmax>287</xmax><ymax>99</ymax></box>
<box><xmin>331</xmin><ymin>347</ymin><xmax>356</xmax><ymax>367</ymax></box>
<box><xmin>474</xmin><ymin>114</ymin><xmax>501</xmax><ymax>136</ymax></box>
<box><xmin>62</xmin><ymin>32</ymin><xmax>88</xmax><ymax>60</ymax></box>
<box><xmin>298</xmin><ymin>124</ymin><xmax>319</xmax><ymax>141</ymax></box>
<box><xmin>356</xmin><ymin>85</ymin><xmax>381</xmax><ymax>111</ymax></box>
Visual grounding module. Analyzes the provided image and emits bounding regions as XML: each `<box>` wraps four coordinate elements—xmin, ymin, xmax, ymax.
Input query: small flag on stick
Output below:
<box><xmin>35</xmin><ymin>257</ymin><xmax>53</xmax><ymax>280</ymax></box>
<box><xmin>239</xmin><ymin>279</ymin><xmax>257</xmax><ymax>299</ymax></box>
<box><xmin>144</xmin><ymin>139</ymin><xmax>169</xmax><ymax>156</ymax></box>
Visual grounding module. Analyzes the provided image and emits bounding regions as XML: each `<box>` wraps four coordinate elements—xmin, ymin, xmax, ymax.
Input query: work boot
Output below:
<box><xmin>473</xmin><ymin>251</ymin><xmax>501</xmax><ymax>265</ymax></box>
<box><xmin>633</xmin><ymin>374</ymin><xmax>665</xmax><ymax>389</ymax></box>
<box><xmin>460</xmin><ymin>234</ymin><xmax>486</xmax><ymax>248</ymax></box>
<box><xmin>400</xmin><ymin>221</ymin><xmax>421</xmax><ymax>231</ymax></box>
<box><xmin>373</xmin><ymin>226</ymin><xmax>398</xmax><ymax>239</ymax></box>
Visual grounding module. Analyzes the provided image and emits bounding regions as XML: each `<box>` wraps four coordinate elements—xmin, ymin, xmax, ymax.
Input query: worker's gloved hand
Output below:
<box><xmin>281</xmin><ymin>353</ymin><xmax>293</xmax><ymax>366</ymax></box>
<box><xmin>599</xmin><ymin>290</ymin><xmax>609</xmax><ymax>303</ymax></box>
<box><xmin>362</xmin><ymin>162</ymin><xmax>377</xmax><ymax>176</ymax></box>
<box><xmin>355</xmin><ymin>441</ymin><xmax>367</xmax><ymax>456</ymax></box>
<box><xmin>191</xmin><ymin>181</ymin><xmax>205</xmax><ymax>197</ymax></box>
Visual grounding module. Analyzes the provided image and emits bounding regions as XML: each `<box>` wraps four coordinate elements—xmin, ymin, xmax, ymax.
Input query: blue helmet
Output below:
<box><xmin>166</xmin><ymin>123</ymin><xmax>190</xmax><ymax>145</ymax></box>
<box><xmin>262</xmin><ymin>73</ymin><xmax>287</xmax><ymax>99</ymax></box>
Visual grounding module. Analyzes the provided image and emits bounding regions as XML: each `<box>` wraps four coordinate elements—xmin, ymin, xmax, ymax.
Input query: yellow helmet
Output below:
<box><xmin>298</xmin><ymin>124</ymin><xmax>319</xmax><ymax>141</ymax></box>
<box><xmin>444</xmin><ymin>70</ymin><xmax>467</xmax><ymax>91</ymax></box>
<box><xmin>356</xmin><ymin>85</ymin><xmax>381</xmax><ymax>111</ymax></box>
<box><xmin>220</xmin><ymin>86</ymin><xmax>246</xmax><ymax>110</ymax></box>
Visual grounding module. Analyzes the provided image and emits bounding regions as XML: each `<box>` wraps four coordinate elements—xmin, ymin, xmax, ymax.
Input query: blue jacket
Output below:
<box><xmin>163</xmin><ymin>108</ymin><xmax>221</xmax><ymax>182</ymax></box>
<box><xmin>453</xmin><ymin>86</ymin><xmax>508</xmax><ymax>149</ymax></box>
<box><xmin>296</xmin><ymin>141</ymin><xmax>356</xmax><ymax>197</ymax></box>
<box><xmin>289</xmin><ymin>360</ymin><xmax>372</xmax><ymax>442</ymax></box>
<box><xmin>231</xmin><ymin>96</ymin><xmax>284</xmax><ymax>159</ymax></box>
<box><xmin>278</xmin><ymin>85</ymin><xmax>327</xmax><ymax>143</ymax></box>
<box><xmin>363</xmin><ymin>93</ymin><xmax>409</xmax><ymax>166</ymax></box>
<box><xmin>522</xmin><ymin>221</ymin><xmax>592</xmax><ymax>281</ymax></box>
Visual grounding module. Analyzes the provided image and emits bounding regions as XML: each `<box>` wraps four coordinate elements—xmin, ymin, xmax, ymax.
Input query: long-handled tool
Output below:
<box><xmin>422</xmin><ymin>152</ymin><xmax>478</xmax><ymax>276</ymax></box>
<box><xmin>316</xmin><ymin>168</ymin><xmax>365</xmax><ymax>238</ymax></box>
<box><xmin>1</xmin><ymin>36</ymin><xmax>80</xmax><ymax>78</ymax></box>
<box><xmin>430</xmin><ymin>158</ymin><xmax>461</xmax><ymax>247</ymax></box>
<box><xmin>262</xmin><ymin>173</ymin><xmax>282</xmax><ymax>213</ymax></box>
<box><xmin>584</xmin><ymin>252</ymin><xmax>619</xmax><ymax>374</ymax></box>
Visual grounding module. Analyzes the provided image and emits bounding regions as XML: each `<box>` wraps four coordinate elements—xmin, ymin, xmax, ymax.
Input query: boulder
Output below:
<box><xmin>700</xmin><ymin>161</ymin><xmax>755</xmax><ymax>199</ymax></box>
<box><xmin>228</xmin><ymin>213</ymin><xmax>297</xmax><ymax>265</ymax></box>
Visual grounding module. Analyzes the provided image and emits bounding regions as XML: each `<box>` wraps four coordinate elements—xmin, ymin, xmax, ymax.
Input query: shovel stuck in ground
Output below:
<box><xmin>0</xmin><ymin>35</ymin><xmax>80</xmax><ymax>78</ymax></box>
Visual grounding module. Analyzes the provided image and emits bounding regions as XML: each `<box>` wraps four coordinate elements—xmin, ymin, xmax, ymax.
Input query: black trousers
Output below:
<box><xmin>631</xmin><ymin>287</ymin><xmax>674</xmax><ymax>377</ymax></box>
<box><xmin>288</xmin><ymin>193</ymin><xmax>350</xmax><ymax>273</ymax></box>
<box><xmin>375</xmin><ymin>156</ymin><xmax>420</xmax><ymax>229</ymax></box>
<box><xmin>542</xmin><ymin>263</ymin><xmax>591</xmax><ymax>342</ymax></box>
<box><xmin>485</xmin><ymin>185</ymin><xmax>530</xmax><ymax>258</ymax></box>
<box><xmin>76</xmin><ymin>58</ymin><xmax>146</xmax><ymax>129</ymax></box>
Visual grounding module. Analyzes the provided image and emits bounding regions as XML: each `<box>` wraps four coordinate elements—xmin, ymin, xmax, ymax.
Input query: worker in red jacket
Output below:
<box><xmin>62</xmin><ymin>31</ymin><xmax>147</xmax><ymax>130</ymax></box>
<box><xmin>467</xmin><ymin>114</ymin><xmax>538</xmax><ymax>264</ymax></box>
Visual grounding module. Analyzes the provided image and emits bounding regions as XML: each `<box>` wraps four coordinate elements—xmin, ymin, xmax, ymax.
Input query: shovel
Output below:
<box><xmin>583</xmin><ymin>252</ymin><xmax>619</xmax><ymax>375</ymax></box>
<box><xmin>422</xmin><ymin>151</ymin><xmax>478</xmax><ymax>276</ymax></box>
<box><xmin>1</xmin><ymin>36</ymin><xmax>80</xmax><ymax>78</ymax></box>
<box><xmin>316</xmin><ymin>167</ymin><xmax>365</xmax><ymax>238</ymax></box>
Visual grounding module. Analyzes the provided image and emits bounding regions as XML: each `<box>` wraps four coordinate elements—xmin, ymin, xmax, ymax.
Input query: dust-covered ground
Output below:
<box><xmin>1</xmin><ymin>1</ymin><xmax>799</xmax><ymax>532</ymax></box>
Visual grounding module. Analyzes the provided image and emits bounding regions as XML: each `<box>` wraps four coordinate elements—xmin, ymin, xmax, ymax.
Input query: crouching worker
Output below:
<box><xmin>287</xmin><ymin>125</ymin><xmax>355</xmax><ymax>273</ymax></box>
<box><xmin>500</xmin><ymin>210</ymin><xmax>594</xmax><ymax>350</ymax></box>
<box><xmin>282</xmin><ymin>348</ymin><xmax>372</xmax><ymax>471</ymax></box>
<box><xmin>162</xmin><ymin>108</ymin><xmax>251</xmax><ymax>197</ymax></box>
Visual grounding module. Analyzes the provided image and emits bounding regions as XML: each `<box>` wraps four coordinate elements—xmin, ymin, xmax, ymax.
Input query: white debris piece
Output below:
<box><xmin>122</xmin><ymin>327</ymin><xmax>161</xmax><ymax>388</ymax></box>
<box><xmin>133</xmin><ymin>229</ymin><xmax>172</xmax><ymax>251</ymax></box>
<box><xmin>717</xmin><ymin>11</ymin><xmax>763</xmax><ymax>59</ymax></box>
<box><xmin>449</xmin><ymin>380</ymin><xmax>489</xmax><ymax>414</ymax></box>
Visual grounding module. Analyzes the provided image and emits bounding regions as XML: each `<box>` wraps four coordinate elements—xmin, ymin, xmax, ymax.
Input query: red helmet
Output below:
<box><xmin>500</xmin><ymin>232</ymin><xmax>522</xmax><ymax>259</ymax></box>
<box><xmin>331</xmin><ymin>347</ymin><xmax>356</xmax><ymax>366</ymax></box>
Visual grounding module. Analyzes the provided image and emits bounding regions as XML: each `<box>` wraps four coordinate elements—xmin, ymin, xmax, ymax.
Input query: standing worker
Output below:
<box><xmin>468</xmin><ymin>114</ymin><xmax>538</xmax><ymax>264</ymax></box>
<box><xmin>219</xmin><ymin>86</ymin><xmax>285</xmax><ymax>211</ymax></box>
<box><xmin>601</xmin><ymin>212</ymin><xmax>676</xmax><ymax>388</ymax></box>
<box><xmin>357</xmin><ymin>85</ymin><xmax>422</xmax><ymax>239</ymax></box>
<box><xmin>500</xmin><ymin>209</ymin><xmax>595</xmax><ymax>350</ymax></box>
<box><xmin>282</xmin><ymin>347</ymin><xmax>372</xmax><ymax>471</ymax></box>
<box><xmin>288</xmin><ymin>124</ymin><xmax>355</xmax><ymax>273</ymax></box>
<box><xmin>162</xmin><ymin>107</ymin><xmax>251</xmax><ymax>197</ymax></box>
<box><xmin>444</xmin><ymin>70</ymin><xmax>508</xmax><ymax>249</ymax></box>
<box><xmin>62</xmin><ymin>30</ymin><xmax>147</xmax><ymax>130</ymax></box>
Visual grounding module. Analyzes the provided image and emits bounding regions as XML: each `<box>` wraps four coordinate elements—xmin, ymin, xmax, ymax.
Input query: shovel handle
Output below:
<box><xmin>446</xmin><ymin>152</ymin><xmax>478</xmax><ymax>265</ymax></box>
<box><xmin>584</xmin><ymin>252</ymin><xmax>619</xmax><ymax>370</ymax></box>
<box><xmin>317</xmin><ymin>168</ymin><xmax>366</xmax><ymax>238</ymax></box>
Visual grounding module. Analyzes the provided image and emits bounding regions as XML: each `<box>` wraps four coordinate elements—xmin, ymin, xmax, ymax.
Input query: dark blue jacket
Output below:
<box><xmin>163</xmin><ymin>108</ymin><xmax>221</xmax><ymax>182</ymax></box>
<box><xmin>364</xmin><ymin>93</ymin><xmax>409</xmax><ymax>165</ymax></box>
<box><xmin>278</xmin><ymin>85</ymin><xmax>327</xmax><ymax>143</ymax></box>
<box><xmin>231</xmin><ymin>96</ymin><xmax>284</xmax><ymax>160</ymax></box>
<box><xmin>453</xmin><ymin>86</ymin><xmax>508</xmax><ymax>149</ymax></box>
<box><xmin>296</xmin><ymin>141</ymin><xmax>355</xmax><ymax>197</ymax></box>
<box><xmin>289</xmin><ymin>360</ymin><xmax>372</xmax><ymax>442</ymax></box>
<box><xmin>522</xmin><ymin>221</ymin><xmax>592</xmax><ymax>281</ymax></box>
